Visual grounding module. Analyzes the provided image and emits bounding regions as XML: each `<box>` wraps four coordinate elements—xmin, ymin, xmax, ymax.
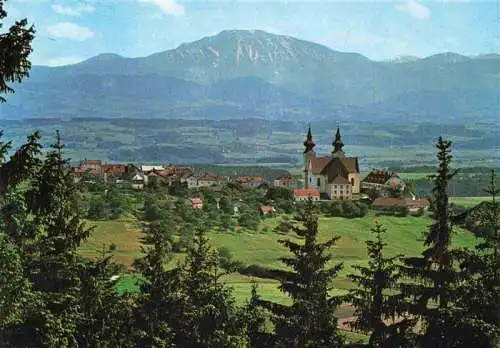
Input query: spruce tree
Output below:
<box><xmin>10</xmin><ymin>131</ymin><xmax>91</xmax><ymax>346</ymax></box>
<box><xmin>132</xmin><ymin>209</ymin><xmax>176</xmax><ymax>347</ymax></box>
<box><xmin>454</xmin><ymin>170</ymin><xmax>500</xmax><ymax>346</ymax></box>
<box><xmin>347</xmin><ymin>221</ymin><xmax>413</xmax><ymax>347</ymax></box>
<box><xmin>264</xmin><ymin>198</ymin><xmax>344</xmax><ymax>347</ymax></box>
<box><xmin>0</xmin><ymin>233</ymin><xmax>31</xmax><ymax>344</ymax></box>
<box><xmin>168</xmin><ymin>227</ymin><xmax>247</xmax><ymax>347</ymax></box>
<box><xmin>244</xmin><ymin>281</ymin><xmax>273</xmax><ymax>348</ymax></box>
<box><xmin>0</xmin><ymin>0</ymin><xmax>35</xmax><ymax>103</ymax></box>
<box><xmin>77</xmin><ymin>247</ymin><xmax>135</xmax><ymax>347</ymax></box>
<box><xmin>398</xmin><ymin>137</ymin><xmax>464</xmax><ymax>347</ymax></box>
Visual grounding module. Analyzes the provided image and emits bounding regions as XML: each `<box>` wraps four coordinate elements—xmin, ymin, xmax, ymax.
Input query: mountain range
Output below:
<box><xmin>1</xmin><ymin>30</ymin><xmax>499</xmax><ymax>123</ymax></box>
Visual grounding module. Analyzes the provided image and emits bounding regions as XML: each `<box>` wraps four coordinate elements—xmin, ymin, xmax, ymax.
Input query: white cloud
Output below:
<box><xmin>46</xmin><ymin>22</ymin><xmax>94</xmax><ymax>41</ymax></box>
<box><xmin>51</xmin><ymin>3</ymin><xmax>95</xmax><ymax>16</ymax></box>
<box><xmin>396</xmin><ymin>0</ymin><xmax>430</xmax><ymax>20</ymax></box>
<box><xmin>43</xmin><ymin>56</ymin><xmax>84</xmax><ymax>67</ymax></box>
<box><xmin>138</xmin><ymin>0</ymin><xmax>185</xmax><ymax>16</ymax></box>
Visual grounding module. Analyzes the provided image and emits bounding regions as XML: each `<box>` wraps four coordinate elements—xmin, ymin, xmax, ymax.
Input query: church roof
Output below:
<box><xmin>310</xmin><ymin>156</ymin><xmax>333</xmax><ymax>174</ymax></box>
<box><xmin>310</xmin><ymin>156</ymin><xmax>359</xmax><ymax>183</ymax></box>
<box><xmin>338</xmin><ymin>158</ymin><xmax>359</xmax><ymax>174</ymax></box>
<box><xmin>331</xmin><ymin>175</ymin><xmax>350</xmax><ymax>185</ymax></box>
<box><xmin>310</xmin><ymin>156</ymin><xmax>359</xmax><ymax>175</ymax></box>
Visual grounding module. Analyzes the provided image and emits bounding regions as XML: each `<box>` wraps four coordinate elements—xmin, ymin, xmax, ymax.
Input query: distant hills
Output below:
<box><xmin>1</xmin><ymin>29</ymin><xmax>499</xmax><ymax>122</ymax></box>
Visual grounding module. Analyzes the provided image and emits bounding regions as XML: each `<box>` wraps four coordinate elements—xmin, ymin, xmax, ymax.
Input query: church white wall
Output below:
<box><xmin>348</xmin><ymin>173</ymin><xmax>360</xmax><ymax>194</ymax></box>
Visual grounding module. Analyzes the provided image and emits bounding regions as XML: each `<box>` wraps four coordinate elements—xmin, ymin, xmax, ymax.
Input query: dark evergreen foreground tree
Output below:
<box><xmin>347</xmin><ymin>221</ymin><xmax>413</xmax><ymax>347</ymax></box>
<box><xmin>134</xmin><ymin>214</ymin><xmax>246</xmax><ymax>347</ymax></box>
<box><xmin>263</xmin><ymin>198</ymin><xmax>344</xmax><ymax>347</ymax></box>
<box><xmin>244</xmin><ymin>281</ymin><xmax>272</xmax><ymax>348</ymax></box>
<box><xmin>2</xmin><ymin>132</ymin><xmax>90</xmax><ymax>346</ymax></box>
<box><xmin>1</xmin><ymin>133</ymin><xmax>130</xmax><ymax>347</ymax></box>
<box><xmin>0</xmin><ymin>0</ymin><xmax>35</xmax><ymax>103</ymax></box>
<box><xmin>454</xmin><ymin>170</ymin><xmax>500</xmax><ymax>346</ymax></box>
<box><xmin>77</xmin><ymin>248</ymin><xmax>135</xmax><ymax>347</ymax></box>
<box><xmin>132</xmin><ymin>209</ymin><xmax>176</xmax><ymax>347</ymax></box>
<box><xmin>398</xmin><ymin>137</ymin><xmax>469</xmax><ymax>347</ymax></box>
<box><xmin>169</xmin><ymin>227</ymin><xmax>247</xmax><ymax>347</ymax></box>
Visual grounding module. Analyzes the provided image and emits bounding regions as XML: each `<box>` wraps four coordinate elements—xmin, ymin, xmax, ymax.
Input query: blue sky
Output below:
<box><xmin>5</xmin><ymin>0</ymin><xmax>499</xmax><ymax>66</ymax></box>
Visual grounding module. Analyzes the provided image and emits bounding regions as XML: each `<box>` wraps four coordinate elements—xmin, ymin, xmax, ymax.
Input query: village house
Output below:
<box><xmin>190</xmin><ymin>197</ymin><xmax>203</xmax><ymax>209</ymax></box>
<box><xmin>371</xmin><ymin>197</ymin><xmax>430</xmax><ymax>212</ymax></box>
<box><xmin>79</xmin><ymin>159</ymin><xmax>103</xmax><ymax>173</ymax></box>
<box><xmin>72</xmin><ymin>159</ymin><xmax>103</xmax><ymax>183</ymax></box>
<box><xmin>72</xmin><ymin>167</ymin><xmax>98</xmax><ymax>183</ymax></box>
<box><xmin>102</xmin><ymin>164</ymin><xmax>127</xmax><ymax>184</ymax></box>
<box><xmin>145</xmin><ymin>170</ymin><xmax>167</xmax><ymax>185</ymax></box>
<box><xmin>273</xmin><ymin>173</ymin><xmax>293</xmax><ymax>188</ymax></box>
<box><xmin>234</xmin><ymin>176</ymin><xmax>264</xmax><ymax>188</ymax></box>
<box><xmin>361</xmin><ymin>169</ymin><xmax>405</xmax><ymax>197</ymax></box>
<box><xmin>131</xmin><ymin>173</ymin><xmax>147</xmax><ymax>190</ymax></box>
<box><xmin>259</xmin><ymin>205</ymin><xmax>276</xmax><ymax>216</ymax></box>
<box><xmin>183</xmin><ymin>174</ymin><xmax>199</xmax><ymax>189</ymax></box>
<box><xmin>292</xmin><ymin>188</ymin><xmax>321</xmax><ymax>201</ymax></box>
<box><xmin>302</xmin><ymin>126</ymin><xmax>360</xmax><ymax>200</ymax></box>
<box><xmin>196</xmin><ymin>171</ymin><xmax>222</xmax><ymax>188</ymax></box>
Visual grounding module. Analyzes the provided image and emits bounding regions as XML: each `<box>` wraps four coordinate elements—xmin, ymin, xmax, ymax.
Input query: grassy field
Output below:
<box><xmin>83</xmin><ymin>212</ymin><xmax>478</xmax><ymax>308</ymax></box>
<box><xmin>450</xmin><ymin>196</ymin><xmax>491</xmax><ymax>208</ymax></box>
<box><xmin>80</xmin><ymin>214</ymin><xmax>143</xmax><ymax>267</ymax></box>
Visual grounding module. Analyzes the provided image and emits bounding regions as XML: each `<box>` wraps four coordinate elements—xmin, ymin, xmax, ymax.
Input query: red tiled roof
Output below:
<box><xmin>293</xmin><ymin>188</ymin><xmax>320</xmax><ymax>197</ymax></box>
<box><xmin>190</xmin><ymin>198</ymin><xmax>202</xmax><ymax>204</ymax></box>
<box><xmin>236</xmin><ymin>176</ymin><xmax>263</xmax><ymax>184</ymax></box>
<box><xmin>372</xmin><ymin>197</ymin><xmax>406</xmax><ymax>207</ymax></box>
<box><xmin>362</xmin><ymin>169</ymin><xmax>397</xmax><ymax>184</ymax></box>
<box><xmin>198</xmin><ymin>171</ymin><xmax>219</xmax><ymax>181</ymax></box>
<box><xmin>103</xmin><ymin>165</ymin><xmax>126</xmax><ymax>174</ymax></box>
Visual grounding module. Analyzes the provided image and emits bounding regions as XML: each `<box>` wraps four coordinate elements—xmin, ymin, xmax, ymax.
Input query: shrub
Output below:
<box><xmin>239</xmin><ymin>264</ymin><xmax>288</xmax><ymax>281</ymax></box>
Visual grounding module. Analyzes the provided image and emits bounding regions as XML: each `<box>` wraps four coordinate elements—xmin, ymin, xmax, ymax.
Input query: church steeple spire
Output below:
<box><xmin>332</xmin><ymin>126</ymin><xmax>345</xmax><ymax>158</ymax></box>
<box><xmin>303</xmin><ymin>124</ymin><xmax>315</xmax><ymax>154</ymax></box>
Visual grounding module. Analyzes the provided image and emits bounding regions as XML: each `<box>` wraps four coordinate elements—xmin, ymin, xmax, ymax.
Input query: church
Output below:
<box><xmin>303</xmin><ymin>126</ymin><xmax>360</xmax><ymax>200</ymax></box>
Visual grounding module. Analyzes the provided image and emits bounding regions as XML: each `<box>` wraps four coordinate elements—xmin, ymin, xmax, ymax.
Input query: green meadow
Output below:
<box><xmin>450</xmin><ymin>196</ymin><xmax>492</xmax><ymax>208</ymax></box>
<box><xmin>84</xmin><ymin>212</ymin><xmax>478</xmax><ymax>309</ymax></box>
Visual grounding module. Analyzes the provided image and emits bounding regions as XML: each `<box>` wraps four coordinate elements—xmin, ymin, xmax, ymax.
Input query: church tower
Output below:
<box><xmin>331</xmin><ymin>127</ymin><xmax>345</xmax><ymax>158</ymax></box>
<box><xmin>303</xmin><ymin>124</ymin><xmax>315</xmax><ymax>189</ymax></box>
